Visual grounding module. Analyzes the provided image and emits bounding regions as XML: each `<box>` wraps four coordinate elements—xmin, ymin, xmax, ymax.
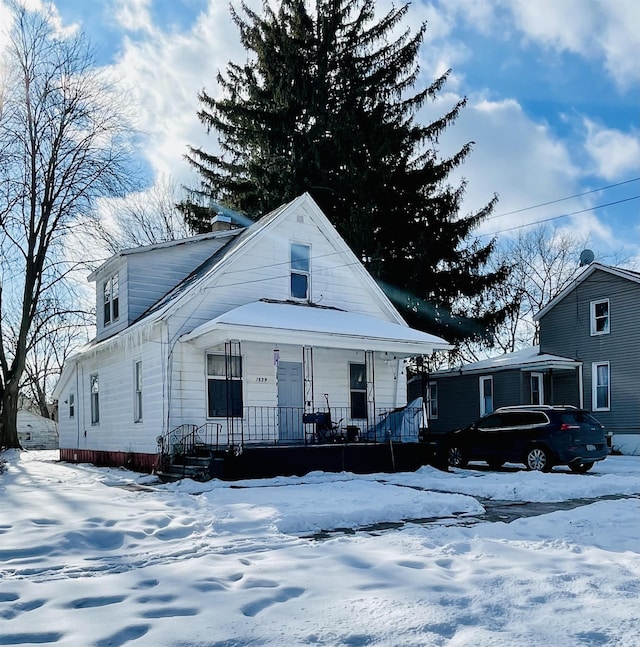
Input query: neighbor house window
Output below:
<box><xmin>350</xmin><ymin>363</ymin><xmax>367</xmax><ymax>419</ymax></box>
<box><xmin>134</xmin><ymin>361</ymin><xmax>143</xmax><ymax>423</ymax></box>
<box><xmin>590</xmin><ymin>299</ymin><xmax>609</xmax><ymax>335</ymax></box>
<box><xmin>103</xmin><ymin>273</ymin><xmax>120</xmax><ymax>325</ymax></box>
<box><xmin>479</xmin><ymin>376</ymin><xmax>493</xmax><ymax>416</ymax></box>
<box><xmin>290</xmin><ymin>243</ymin><xmax>310</xmax><ymax>300</ymax></box>
<box><xmin>426</xmin><ymin>382</ymin><xmax>438</xmax><ymax>419</ymax></box>
<box><xmin>530</xmin><ymin>373</ymin><xmax>544</xmax><ymax>405</ymax></box>
<box><xmin>69</xmin><ymin>393</ymin><xmax>75</xmax><ymax>418</ymax></box>
<box><xmin>592</xmin><ymin>362</ymin><xmax>610</xmax><ymax>411</ymax></box>
<box><xmin>90</xmin><ymin>374</ymin><xmax>100</xmax><ymax>425</ymax></box>
<box><xmin>207</xmin><ymin>353</ymin><xmax>243</xmax><ymax>417</ymax></box>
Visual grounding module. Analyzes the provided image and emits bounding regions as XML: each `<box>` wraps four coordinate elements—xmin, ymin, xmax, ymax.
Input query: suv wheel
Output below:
<box><xmin>448</xmin><ymin>446</ymin><xmax>468</xmax><ymax>468</ymax></box>
<box><xmin>569</xmin><ymin>461</ymin><xmax>594</xmax><ymax>473</ymax></box>
<box><xmin>525</xmin><ymin>446</ymin><xmax>551</xmax><ymax>472</ymax></box>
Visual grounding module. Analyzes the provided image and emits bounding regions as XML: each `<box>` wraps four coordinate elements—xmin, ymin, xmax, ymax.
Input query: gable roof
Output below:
<box><xmin>534</xmin><ymin>262</ymin><xmax>640</xmax><ymax>321</ymax></box>
<box><xmin>135</xmin><ymin>192</ymin><xmax>406</xmax><ymax>327</ymax></box>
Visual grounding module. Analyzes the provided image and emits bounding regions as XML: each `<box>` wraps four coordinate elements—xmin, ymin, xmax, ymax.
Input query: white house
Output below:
<box><xmin>17</xmin><ymin>410</ymin><xmax>59</xmax><ymax>450</ymax></box>
<box><xmin>54</xmin><ymin>193</ymin><xmax>449</xmax><ymax>474</ymax></box>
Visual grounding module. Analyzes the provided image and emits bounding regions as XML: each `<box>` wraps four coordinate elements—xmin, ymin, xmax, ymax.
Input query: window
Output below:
<box><xmin>350</xmin><ymin>363</ymin><xmax>367</xmax><ymax>419</ymax></box>
<box><xmin>590</xmin><ymin>299</ymin><xmax>609</xmax><ymax>335</ymax></box>
<box><xmin>90</xmin><ymin>374</ymin><xmax>100</xmax><ymax>425</ymax></box>
<box><xmin>592</xmin><ymin>362</ymin><xmax>610</xmax><ymax>411</ymax></box>
<box><xmin>103</xmin><ymin>274</ymin><xmax>120</xmax><ymax>325</ymax></box>
<box><xmin>207</xmin><ymin>353</ymin><xmax>243</xmax><ymax>417</ymax></box>
<box><xmin>479</xmin><ymin>376</ymin><xmax>493</xmax><ymax>416</ymax></box>
<box><xmin>69</xmin><ymin>393</ymin><xmax>75</xmax><ymax>418</ymax></box>
<box><xmin>426</xmin><ymin>382</ymin><xmax>438</xmax><ymax>419</ymax></box>
<box><xmin>134</xmin><ymin>361</ymin><xmax>143</xmax><ymax>423</ymax></box>
<box><xmin>530</xmin><ymin>373</ymin><xmax>544</xmax><ymax>405</ymax></box>
<box><xmin>290</xmin><ymin>243</ymin><xmax>310</xmax><ymax>300</ymax></box>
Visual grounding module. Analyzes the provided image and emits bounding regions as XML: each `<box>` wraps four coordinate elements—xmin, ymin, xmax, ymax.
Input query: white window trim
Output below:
<box><xmin>530</xmin><ymin>372</ymin><xmax>544</xmax><ymax>405</ymax></box>
<box><xmin>479</xmin><ymin>375</ymin><xmax>493</xmax><ymax>416</ymax></box>
<box><xmin>134</xmin><ymin>360</ymin><xmax>143</xmax><ymax>423</ymax></box>
<box><xmin>90</xmin><ymin>374</ymin><xmax>100</xmax><ymax>425</ymax></box>
<box><xmin>206</xmin><ymin>351</ymin><xmax>243</xmax><ymax>419</ymax></box>
<box><xmin>426</xmin><ymin>382</ymin><xmax>438</xmax><ymax>420</ymax></box>
<box><xmin>590</xmin><ymin>298</ymin><xmax>610</xmax><ymax>336</ymax></box>
<box><xmin>68</xmin><ymin>392</ymin><xmax>75</xmax><ymax>419</ymax></box>
<box><xmin>290</xmin><ymin>242</ymin><xmax>311</xmax><ymax>301</ymax></box>
<box><xmin>103</xmin><ymin>273</ymin><xmax>120</xmax><ymax>326</ymax></box>
<box><xmin>592</xmin><ymin>361</ymin><xmax>610</xmax><ymax>412</ymax></box>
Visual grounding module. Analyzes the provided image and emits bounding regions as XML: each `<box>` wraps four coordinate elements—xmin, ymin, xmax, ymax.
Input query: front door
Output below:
<box><xmin>277</xmin><ymin>361</ymin><xmax>304</xmax><ymax>442</ymax></box>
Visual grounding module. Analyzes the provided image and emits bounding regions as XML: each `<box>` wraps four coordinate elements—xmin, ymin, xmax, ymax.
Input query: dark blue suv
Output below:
<box><xmin>447</xmin><ymin>406</ymin><xmax>608</xmax><ymax>472</ymax></box>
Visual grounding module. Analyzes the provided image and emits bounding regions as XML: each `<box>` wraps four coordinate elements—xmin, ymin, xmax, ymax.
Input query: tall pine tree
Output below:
<box><xmin>181</xmin><ymin>0</ymin><xmax>510</xmax><ymax>343</ymax></box>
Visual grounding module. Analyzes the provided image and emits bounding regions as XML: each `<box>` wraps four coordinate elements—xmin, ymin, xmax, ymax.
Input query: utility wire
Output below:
<box><xmin>480</xmin><ymin>195</ymin><xmax>640</xmax><ymax>238</ymax></box>
<box><xmin>486</xmin><ymin>177</ymin><xmax>640</xmax><ymax>221</ymax></box>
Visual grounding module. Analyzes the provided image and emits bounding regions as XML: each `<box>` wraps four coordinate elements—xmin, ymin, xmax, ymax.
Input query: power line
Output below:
<box><xmin>479</xmin><ymin>195</ymin><xmax>640</xmax><ymax>238</ymax></box>
<box><xmin>486</xmin><ymin>177</ymin><xmax>640</xmax><ymax>221</ymax></box>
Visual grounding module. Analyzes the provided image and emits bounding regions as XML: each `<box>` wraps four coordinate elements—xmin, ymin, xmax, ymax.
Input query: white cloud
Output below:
<box><xmin>506</xmin><ymin>0</ymin><xmax>640</xmax><ymax>89</ymax></box>
<box><xmin>583</xmin><ymin>119</ymin><xmax>640</xmax><ymax>180</ymax></box>
<box><xmin>107</xmin><ymin>1</ymin><xmax>261</xmax><ymax>186</ymax></box>
<box><xmin>113</xmin><ymin>0</ymin><xmax>152</xmax><ymax>33</ymax></box>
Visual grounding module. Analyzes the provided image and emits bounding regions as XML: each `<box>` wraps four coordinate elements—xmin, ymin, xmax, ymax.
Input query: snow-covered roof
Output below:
<box><xmin>181</xmin><ymin>300</ymin><xmax>451</xmax><ymax>356</ymax></box>
<box><xmin>534</xmin><ymin>262</ymin><xmax>640</xmax><ymax>321</ymax></box>
<box><xmin>434</xmin><ymin>345</ymin><xmax>580</xmax><ymax>377</ymax></box>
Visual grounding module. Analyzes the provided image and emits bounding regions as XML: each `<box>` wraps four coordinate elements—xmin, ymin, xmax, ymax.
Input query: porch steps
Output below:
<box><xmin>156</xmin><ymin>445</ymin><xmax>227</xmax><ymax>483</ymax></box>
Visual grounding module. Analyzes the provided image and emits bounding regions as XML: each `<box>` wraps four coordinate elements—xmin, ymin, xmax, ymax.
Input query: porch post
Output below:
<box><xmin>365</xmin><ymin>350</ymin><xmax>376</xmax><ymax>424</ymax></box>
<box><xmin>225</xmin><ymin>339</ymin><xmax>242</xmax><ymax>449</ymax></box>
<box><xmin>303</xmin><ymin>346</ymin><xmax>314</xmax><ymax>412</ymax></box>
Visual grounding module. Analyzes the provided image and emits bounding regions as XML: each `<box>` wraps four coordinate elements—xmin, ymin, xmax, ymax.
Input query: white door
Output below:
<box><xmin>277</xmin><ymin>361</ymin><xmax>304</xmax><ymax>442</ymax></box>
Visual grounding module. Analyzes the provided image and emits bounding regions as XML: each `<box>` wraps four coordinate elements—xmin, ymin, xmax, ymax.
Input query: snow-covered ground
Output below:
<box><xmin>1</xmin><ymin>451</ymin><xmax>639</xmax><ymax>647</ymax></box>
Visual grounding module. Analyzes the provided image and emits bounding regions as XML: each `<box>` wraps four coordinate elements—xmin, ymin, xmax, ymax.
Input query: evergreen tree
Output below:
<box><xmin>181</xmin><ymin>0</ymin><xmax>510</xmax><ymax>342</ymax></box>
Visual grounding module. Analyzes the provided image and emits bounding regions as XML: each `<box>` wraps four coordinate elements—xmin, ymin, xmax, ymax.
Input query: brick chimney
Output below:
<box><xmin>211</xmin><ymin>213</ymin><xmax>235</xmax><ymax>232</ymax></box>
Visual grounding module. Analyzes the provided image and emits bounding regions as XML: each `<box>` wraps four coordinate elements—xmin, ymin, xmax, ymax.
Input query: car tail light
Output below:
<box><xmin>561</xmin><ymin>423</ymin><xmax>579</xmax><ymax>431</ymax></box>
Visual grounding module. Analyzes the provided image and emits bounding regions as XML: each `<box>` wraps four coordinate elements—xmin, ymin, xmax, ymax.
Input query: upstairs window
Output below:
<box><xmin>290</xmin><ymin>243</ymin><xmax>310</xmax><ymax>300</ymax></box>
<box><xmin>590</xmin><ymin>299</ymin><xmax>609</xmax><ymax>335</ymax></box>
<box><xmin>69</xmin><ymin>393</ymin><xmax>75</xmax><ymax>418</ymax></box>
<box><xmin>103</xmin><ymin>274</ymin><xmax>120</xmax><ymax>325</ymax></box>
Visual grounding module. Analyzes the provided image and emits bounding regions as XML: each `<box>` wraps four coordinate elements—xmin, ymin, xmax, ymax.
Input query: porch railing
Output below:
<box><xmin>241</xmin><ymin>405</ymin><xmax>424</xmax><ymax>446</ymax></box>
<box><xmin>158</xmin><ymin>405</ymin><xmax>425</xmax><ymax>461</ymax></box>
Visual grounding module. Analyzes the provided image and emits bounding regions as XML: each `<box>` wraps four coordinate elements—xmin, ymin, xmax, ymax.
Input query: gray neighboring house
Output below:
<box><xmin>412</xmin><ymin>346</ymin><xmax>581</xmax><ymax>435</ymax></box>
<box><xmin>412</xmin><ymin>262</ymin><xmax>640</xmax><ymax>455</ymax></box>
<box><xmin>534</xmin><ymin>262</ymin><xmax>640</xmax><ymax>455</ymax></box>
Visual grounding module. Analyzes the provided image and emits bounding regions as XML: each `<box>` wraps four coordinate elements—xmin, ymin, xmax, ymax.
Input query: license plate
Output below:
<box><xmin>586</xmin><ymin>444</ymin><xmax>595</xmax><ymax>451</ymax></box>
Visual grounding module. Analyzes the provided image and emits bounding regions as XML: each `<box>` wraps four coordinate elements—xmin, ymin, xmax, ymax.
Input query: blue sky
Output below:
<box><xmin>2</xmin><ymin>0</ymin><xmax>639</xmax><ymax>262</ymax></box>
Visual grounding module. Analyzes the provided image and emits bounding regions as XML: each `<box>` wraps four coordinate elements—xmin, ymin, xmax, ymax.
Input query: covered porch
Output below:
<box><xmin>160</xmin><ymin>300</ymin><xmax>449</xmax><ymax>479</ymax></box>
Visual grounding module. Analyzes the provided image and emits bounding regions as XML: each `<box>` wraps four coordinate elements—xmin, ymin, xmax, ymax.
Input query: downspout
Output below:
<box><xmin>75</xmin><ymin>361</ymin><xmax>80</xmax><ymax>452</ymax></box>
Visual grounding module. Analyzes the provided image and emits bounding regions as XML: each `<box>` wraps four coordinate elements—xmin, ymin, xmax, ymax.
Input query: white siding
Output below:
<box><xmin>58</xmin><ymin>327</ymin><xmax>166</xmax><ymax>455</ymax></box>
<box><xmin>164</xmin><ymin>202</ymin><xmax>400</xmax><ymax>342</ymax></box>
<box><xmin>126</xmin><ymin>235</ymin><xmax>233</xmax><ymax>323</ymax></box>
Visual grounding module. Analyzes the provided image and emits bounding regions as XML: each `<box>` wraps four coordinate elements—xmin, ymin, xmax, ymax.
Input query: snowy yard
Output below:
<box><xmin>1</xmin><ymin>450</ymin><xmax>639</xmax><ymax>647</ymax></box>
